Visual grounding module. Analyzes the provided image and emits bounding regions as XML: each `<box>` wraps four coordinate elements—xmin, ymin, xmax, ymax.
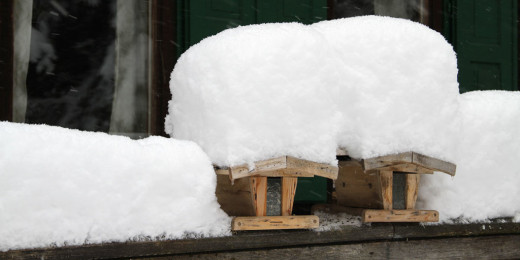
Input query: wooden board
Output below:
<box><xmin>250</xmin><ymin>177</ymin><xmax>267</xmax><ymax>216</ymax></box>
<box><xmin>174</xmin><ymin>235</ymin><xmax>520</xmax><ymax>259</ymax></box>
<box><xmin>232</xmin><ymin>216</ymin><xmax>319</xmax><ymax>231</ymax></box>
<box><xmin>335</xmin><ymin>160</ymin><xmax>383</xmax><ymax>209</ymax></box>
<box><xmin>379</xmin><ymin>171</ymin><xmax>393</xmax><ymax>210</ymax></box>
<box><xmin>362</xmin><ymin>152</ymin><xmax>456</xmax><ymax>176</ymax></box>
<box><xmin>405</xmin><ymin>174</ymin><xmax>420</xmax><ymax>209</ymax></box>
<box><xmin>226</xmin><ymin>156</ymin><xmax>338</xmax><ymax>181</ymax></box>
<box><xmin>363</xmin><ymin>209</ymin><xmax>439</xmax><ymax>222</ymax></box>
<box><xmin>215</xmin><ymin>175</ymin><xmax>255</xmax><ymax>216</ymax></box>
<box><xmin>365</xmin><ymin>163</ymin><xmax>433</xmax><ymax>175</ymax></box>
<box><xmin>281</xmin><ymin>177</ymin><xmax>297</xmax><ymax>216</ymax></box>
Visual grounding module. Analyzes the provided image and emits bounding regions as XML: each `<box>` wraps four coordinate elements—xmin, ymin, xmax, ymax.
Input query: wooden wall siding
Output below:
<box><xmin>0</xmin><ymin>1</ymin><xmax>13</xmax><ymax>122</ymax></box>
<box><xmin>2</xmin><ymin>221</ymin><xmax>519</xmax><ymax>259</ymax></box>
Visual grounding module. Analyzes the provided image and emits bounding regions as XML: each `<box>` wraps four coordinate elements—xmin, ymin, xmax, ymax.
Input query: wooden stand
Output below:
<box><xmin>216</xmin><ymin>156</ymin><xmax>338</xmax><ymax>230</ymax></box>
<box><xmin>334</xmin><ymin>151</ymin><xmax>455</xmax><ymax>223</ymax></box>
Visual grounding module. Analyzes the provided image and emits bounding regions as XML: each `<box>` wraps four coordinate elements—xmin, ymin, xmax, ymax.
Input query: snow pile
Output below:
<box><xmin>165</xmin><ymin>16</ymin><xmax>459</xmax><ymax>167</ymax></box>
<box><xmin>419</xmin><ymin>91</ymin><xmax>520</xmax><ymax>222</ymax></box>
<box><xmin>0</xmin><ymin>122</ymin><xmax>231</xmax><ymax>251</ymax></box>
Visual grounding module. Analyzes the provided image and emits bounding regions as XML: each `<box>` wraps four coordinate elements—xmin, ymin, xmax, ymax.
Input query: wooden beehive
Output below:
<box><xmin>215</xmin><ymin>155</ymin><xmax>338</xmax><ymax>230</ymax></box>
<box><xmin>335</xmin><ymin>151</ymin><xmax>456</xmax><ymax>222</ymax></box>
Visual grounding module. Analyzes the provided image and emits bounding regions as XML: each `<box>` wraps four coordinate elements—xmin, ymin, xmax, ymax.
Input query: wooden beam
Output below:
<box><xmin>412</xmin><ymin>152</ymin><xmax>456</xmax><ymax>176</ymax></box>
<box><xmin>362</xmin><ymin>152</ymin><xmax>413</xmax><ymax>171</ymax></box>
<box><xmin>232</xmin><ymin>216</ymin><xmax>319</xmax><ymax>231</ymax></box>
<box><xmin>363</xmin><ymin>210</ymin><xmax>439</xmax><ymax>223</ymax></box>
<box><xmin>250</xmin><ymin>177</ymin><xmax>267</xmax><ymax>216</ymax></box>
<box><xmin>379</xmin><ymin>171</ymin><xmax>393</xmax><ymax>210</ymax></box>
<box><xmin>227</xmin><ymin>156</ymin><xmax>338</xmax><ymax>181</ymax></box>
<box><xmin>405</xmin><ymin>174</ymin><xmax>420</xmax><ymax>209</ymax></box>
<box><xmin>366</xmin><ymin>163</ymin><xmax>433</xmax><ymax>175</ymax></box>
<box><xmin>281</xmin><ymin>177</ymin><xmax>297</xmax><ymax>216</ymax></box>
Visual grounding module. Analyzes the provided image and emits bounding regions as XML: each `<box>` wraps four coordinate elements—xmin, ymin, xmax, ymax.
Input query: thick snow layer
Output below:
<box><xmin>165</xmin><ymin>16</ymin><xmax>459</xmax><ymax>167</ymax></box>
<box><xmin>418</xmin><ymin>91</ymin><xmax>520</xmax><ymax>222</ymax></box>
<box><xmin>0</xmin><ymin>122</ymin><xmax>230</xmax><ymax>251</ymax></box>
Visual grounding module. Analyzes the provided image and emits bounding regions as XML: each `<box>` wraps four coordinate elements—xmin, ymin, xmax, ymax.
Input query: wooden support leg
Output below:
<box><xmin>281</xmin><ymin>177</ymin><xmax>298</xmax><ymax>216</ymax></box>
<box><xmin>379</xmin><ymin>170</ymin><xmax>393</xmax><ymax>210</ymax></box>
<box><xmin>250</xmin><ymin>176</ymin><xmax>267</xmax><ymax>216</ymax></box>
<box><xmin>406</xmin><ymin>173</ymin><xmax>421</xmax><ymax>209</ymax></box>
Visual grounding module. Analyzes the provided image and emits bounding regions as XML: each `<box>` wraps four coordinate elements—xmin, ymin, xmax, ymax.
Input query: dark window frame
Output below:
<box><xmin>0</xmin><ymin>0</ymin><xmax>176</xmax><ymax>136</ymax></box>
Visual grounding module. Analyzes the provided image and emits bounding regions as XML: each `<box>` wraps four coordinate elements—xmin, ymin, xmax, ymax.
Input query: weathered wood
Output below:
<box><xmin>215</xmin><ymin>175</ymin><xmax>255</xmax><ymax>216</ymax></box>
<box><xmin>232</xmin><ymin>216</ymin><xmax>319</xmax><ymax>231</ymax></box>
<box><xmin>227</xmin><ymin>156</ymin><xmax>337</xmax><ymax>181</ymax></box>
<box><xmin>412</xmin><ymin>152</ymin><xmax>456</xmax><ymax>176</ymax></box>
<box><xmin>336</xmin><ymin>147</ymin><xmax>349</xmax><ymax>156</ymax></box>
<box><xmin>172</xmin><ymin>235</ymin><xmax>520</xmax><ymax>260</ymax></box>
<box><xmin>405</xmin><ymin>173</ymin><xmax>420</xmax><ymax>209</ymax></box>
<box><xmin>366</xmin><ymin>163</ymin><xmax>433</xmax><ymax>174</ymax></box>
<box><xmin>214</xmin><ymin>166</ymin><xmax>230</xmax><ymax>175</ymax></box>
<box><xmin>286</xmin><ymin>156</ymin><xmax>338</xmax><ymax>180</ymax></box>
<box><xmin>281</xmin><ymin>177</ymin><xmax>297</xmax><ymax>216</ymax></box>
<box><xmin>3</xmin><ymin>222</ymin><xmax>520</xmax><ymax>259</ymax></box>
<box><xmin>335</xmin><ymin>160</ymin><xmax>382</xmax><ymax>209</ymax></box>
<box><xmin>362</xmin><ymin>152</ymin><xmax>413</xmax><ymax>171</ymax></box>
<box><xmin>379</xmin><ymin>171</ymin><xmax>393</xmax><ymax>210</ymax></box>
<box><xmin>250</xmin><ymin>177</ymin><xmax>267</xmax><ymax>216</ymax></box>
<box><xmin>362</xmin><ymin>152</ymin><xmax>456</xmax><ymax>176</ymax></box>
<box><xmin>363</xmin><ymin>209</ymin><xmax>439</xmax><ymax>222</ymax></box>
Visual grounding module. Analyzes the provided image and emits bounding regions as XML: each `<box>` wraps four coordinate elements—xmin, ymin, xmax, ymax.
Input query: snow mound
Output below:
<box><xmin>0</xmin><ymin>122</ymin><xmax>231</xmax><ymax>251</ymax></box>
<box><xmin>419</xmin><ymin>91</ymin><xmax>520</xmax><ymax>222</ymax></box>
<box><xmin>165</xmin><ymin>16</ymin><xmax>459</xmax><ymax>167</ymax></box>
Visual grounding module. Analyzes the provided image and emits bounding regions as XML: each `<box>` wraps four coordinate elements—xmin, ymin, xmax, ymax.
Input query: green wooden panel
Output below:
<box><xmin>294</xmin><ymin>176</ymin><xmax>328</xmax><ymax>203</ymax></box>
<box><xmin>454</xmin><ymin>0</ymin><xmax>518</xmax><ymax>92</ymax></box>
<box><xmin>257</xmin><ymin>0</ymin><xmax>328</xmax><ymax>24</ymax></box>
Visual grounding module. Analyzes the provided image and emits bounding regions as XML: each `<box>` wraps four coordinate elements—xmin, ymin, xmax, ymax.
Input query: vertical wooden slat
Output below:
<box><xmin>250</xmin><ymin>176</ymin><xmax>267</xmax><ymax>216</ymax></box>
<box><xmin>379</xmin><ymin>171</ymin><xmax>393</xmax><ymax>210</ymax></box>
<box><xmin>405</xmin><ymin>173</ymin><xmax>421</xmax><ymax>209</ymax></box>
<box><xmin>281</xmin><ymin>177</ymin><xmax>298</xmax><ymax>216</ymax></box>
<box><xmin>0</xmin><ymin>0</ymin><xmax>14</xmax><ymax>121</ymax></box>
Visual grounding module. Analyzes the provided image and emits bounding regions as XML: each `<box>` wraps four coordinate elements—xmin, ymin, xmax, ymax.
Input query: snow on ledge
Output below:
<box><xmin>165</xmin><ymin>16</ymin><xmax>459</xmax><ymax>167</ymax></box>
<box><xmin>0</xmin><ymin>122</ymin><xmax>231</xmax><ymax>252</ymax></box>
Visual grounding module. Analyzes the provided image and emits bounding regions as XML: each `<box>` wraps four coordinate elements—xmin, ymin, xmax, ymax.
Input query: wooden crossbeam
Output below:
<box><xmin>363</xmin><ymin>209</ymin><xmax>439</xmax><ymax>222</ymax></box>
<box><xmin>232</xmin><ymin>216</ymin><xmax>319</xmax><ymax>231</ymax></box>
<box><xmin>362</xmin><ymin>152</ymin><xmax>456</xmax><ymax>176</ymax></box>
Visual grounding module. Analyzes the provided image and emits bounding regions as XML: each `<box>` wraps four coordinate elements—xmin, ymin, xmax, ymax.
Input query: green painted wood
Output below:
<box><xmin>451</xmin><ymin>0</ymin><xmax>518</xmax><ymax>92</ymax></box>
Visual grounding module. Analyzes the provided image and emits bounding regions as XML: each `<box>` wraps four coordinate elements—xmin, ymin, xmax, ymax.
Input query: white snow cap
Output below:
<box><xmin>0</xmin><ymin>122</ymin><xmax>231</xmax><ymax>251</ymax></box>
<box><xmin>165</xmin><ymin>16</ymin><xmax>459</xmax><ymax>167</ymax></box>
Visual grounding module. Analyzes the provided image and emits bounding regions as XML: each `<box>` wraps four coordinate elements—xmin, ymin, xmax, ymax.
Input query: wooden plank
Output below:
<box><xmin>3</xmin><ymin>222</ymin><xmax>520</xmax><ymax>259</ymax></box>
<box><xmin>366</xmin><ymin>163</ymin><xmax>433</xmax><ymax>174</ymax></box>
<box><xmin>405</xmin><ymin>174</ymin><xmax>420</xmax><ymax>209</ymax></box>
<box><xmin>336</xmin><ymin>160</ymin><xmax>382</xmax><ymax>209</ymax></box>
<box><xmin>379</xmin><ymin>171</ymin><xmax>393</xmax><ymax>210</ymax></box>
<box><xmin>412</xmin><ymin>152</ymin><xmax>456</xmax><ymax>176</ymax></box>
<box><xmin>363</xmin><ymin>209</ymin><xmax>439</xmax><ymax>222</ymax></box>
<box><xmin>214</xmin><ymin>166</ymin><xmax>230</xmax><ymax>175</ymax></box>
<box><xmin>172</xmin><ymin>235</ymin><xmax>520</xmax><ymax>259</ymax></box>
<box><xmin>250</xmin><ymin>177</ymin><xmax>267</xmax><ymax>216</ymax></box>
<box><xmin>281</xmin><ymin>177</ymin><xmax>297</xmax><ymax>216</ymax></box>
<box><xmin>232</xmin><ymin>216</ymin><xmax>319</xmax><ymax>231</ymax></box>
<box><xmin>286</xmin><ymin>156</ymin><xmax>338</xmax><ymax>180</ymax></box>
<box><xmin>215</xmin><ymin>175</ymin><xmax>255</xmax><ymax>216</ymax></box>
<box><xmin>362</xmin><ymin>152</ymin><xmax>413</xmax><ymax>171</ymax></box>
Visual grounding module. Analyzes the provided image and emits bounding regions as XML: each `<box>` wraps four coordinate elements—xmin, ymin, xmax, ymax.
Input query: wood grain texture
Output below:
<box><xmin>281</xmin><ymin>177</ymin><xmax>297</xmax><ymax>216</ymax></box>
<box><xmin>336</xmin><ymin>160</ymin><xmax>383</xmax><ymax>209</ymax></box>
<box><xmin>366</xmin><ymin>163</ymin><xmax>433</xmax><ymax>174</ymax></box>
<box><xmin>362</xmin><ymin>152</ymin><xmax>456</xmax><ymax>176</ymax></box>
<box><xmin>379</xmin><ymin>171</ymin><xmax>393</xmax><ymax>210</ymax></box>
<box><xmin>3</xmin><ymin>222</ymin><xmax>520</xmax><ymax>259</ymax></box>
<box><xmin>215</xmin><ymin>175</ymin><xmax>255</xmax><ymax>216</ymax></box>
<box><xmin>250</xmin><ymin>177</ymin><xmax>267</xmax><ymax>216</ymax></box>
<box><xmin>171</xmin><ymin>235</ymin><xmax>520</xmax><ymax>260</ymax></box>
<box><xmin>232</xmin><ymin>216</ymin><xmax>319</xmax><ymax>231</ymax></box>
<box><xmin>363</xmin><ymin>209</ymin><xmax>439</xmax><ymax>223</ymax></box>
<box><xmin>412</xmin><ymin>152</ymin><xmax>456</xmax><ymax>176</ymax></box>
<box><xmin>405</xmin><ymin>174</ymin><xmax>420</xmax><ymax>209</ymax></box>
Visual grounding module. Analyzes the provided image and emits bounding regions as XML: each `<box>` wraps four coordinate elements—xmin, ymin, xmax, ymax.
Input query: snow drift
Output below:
<box><xmin>165</xmin><ymin>16</ymin><xmax>459</xmax><ymax>167</ymax></box>
<box><xmin>0</xmin><ymin>122</ymin><xmax>231</xmax><ymax>251</ymax></box>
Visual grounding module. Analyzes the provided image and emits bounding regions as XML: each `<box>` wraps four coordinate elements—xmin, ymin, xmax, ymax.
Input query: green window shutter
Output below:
<box><xmin>453</xmin><ymin>0</ymin><xmax>518</xmax><ymax>92</ymax></box>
